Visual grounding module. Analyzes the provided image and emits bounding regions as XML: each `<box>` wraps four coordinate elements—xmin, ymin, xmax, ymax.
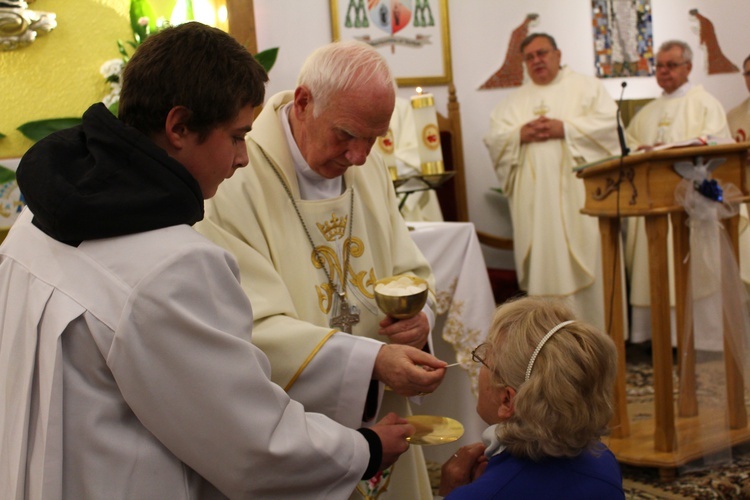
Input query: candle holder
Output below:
<box><xmin>418</xmin><ymin>171</ymin><xmax>455</xmax><ymax>189</ymax></box>
<box><xmin>391</xmin><ymin>175</ymin><xmax>410</xmax><ymax>189</ymax></box>
<box><xmin>421</xmin><ymin>160</ymin><xmax>445</xmax><ymax>176</ymax></box>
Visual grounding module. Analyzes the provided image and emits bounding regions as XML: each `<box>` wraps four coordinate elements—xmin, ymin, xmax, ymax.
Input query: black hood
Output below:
<box><xmin>17</xmin><ymin>103</ymin><xmax>204</xmax><ymax>245</ymax></box>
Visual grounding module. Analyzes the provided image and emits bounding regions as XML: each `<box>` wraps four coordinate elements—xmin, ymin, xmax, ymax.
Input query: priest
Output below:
<box><xmin>623</xmin><ymin>40</ymin><xmax>749</xmax><ymax>347</ymax></box>
<box><xmin>483</xmin><ymin>33</ymin><xmax>619</xmax><ymax>330</ymax></box>
<box><xmin>195</xmin><ymin>40</ymin><xmax>446</xmax><ymax>499</ymax></box>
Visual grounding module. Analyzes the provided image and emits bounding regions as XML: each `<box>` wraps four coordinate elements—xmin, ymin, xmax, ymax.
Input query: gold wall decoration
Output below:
<box><xmin>0</xmin><ymin>0</ymin><xmax>57</xmax><ymax>51</ymax></box>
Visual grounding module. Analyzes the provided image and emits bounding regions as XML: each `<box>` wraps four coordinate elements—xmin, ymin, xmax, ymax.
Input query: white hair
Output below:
<box><xmin>297</xmin><ymin>40</ymin><xmax>396</xmax><ymax>117</ymax></box>
<box><xmin>659</xmin><ymin>40</ymin><xmax>693</xmax><ymax>64</ymax></box>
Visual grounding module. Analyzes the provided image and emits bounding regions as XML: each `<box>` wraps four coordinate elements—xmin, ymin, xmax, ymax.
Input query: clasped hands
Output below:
<box><xmin>439</xmin><ymin>442</ymin><xmax>489</xmax><ymax>496</ymax></box>
<box><xmin>374</xmin><ymin>311</ymin><xmax>446</xmax><ymax>396</ymax></box>
<box><xmin>520</xmin><ymin>115</ymin><xmax>565</xmax><ymax>144</ymax></box>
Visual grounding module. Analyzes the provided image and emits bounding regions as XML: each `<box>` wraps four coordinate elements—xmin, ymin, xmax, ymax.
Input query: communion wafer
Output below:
<box><xmin>375</xmin><ymin>278</ymin><xmax>427</xmax><ymax>296</ymax></box>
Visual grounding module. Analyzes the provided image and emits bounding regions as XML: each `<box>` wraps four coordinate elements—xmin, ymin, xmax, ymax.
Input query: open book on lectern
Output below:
<box><xmin>573</xmin><ymin>135</ymin><xmax>737</xmax><ymax>173</ymax></box>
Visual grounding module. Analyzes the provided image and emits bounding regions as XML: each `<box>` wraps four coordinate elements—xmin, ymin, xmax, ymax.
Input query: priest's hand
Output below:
<box><xmin>373</xmin><ymin>344</ymin><xmax>446</xmax><ymax>396</ymax></box>
<box><xmin>520</xmin><ymin>116</ymin><xmax>565</xmax><ymax>143</ymax></box>
<box><xmin>378</xmin><ymin>311</ymin><xmax>430</xmax><ymax>349</ymax></box>
<box><xmin>439</xmin><ymin>442</ymin><xmax>488</xmax><ymax>496</ymax></box>
<box><xmin>370</xmin><ymin>412</ymin><xmax>415</xmax><ymax>471</ymax></box>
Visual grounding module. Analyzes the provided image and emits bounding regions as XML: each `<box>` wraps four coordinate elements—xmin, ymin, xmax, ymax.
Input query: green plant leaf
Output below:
<box><xmin>0</xmin><ymin>165</ymin><xmax>15</xmax><ymax>184</ymax></box>
<box><xmin>130</xmin><ymin>0</ymin><xmax>158</xmax><ymax>43</ymax></box>
<box><xmin>17</xmin><ymin>118</ymin><xmax>82</xmax><ymax>142</ymax></box>
<box><xmin>254</xmin><ymin>47</ymin><xmax>279</xmax><ymax>73</ymax></box>
<box><xmin>184</xmin><ymin>0</ymin><xmax>195</xmax><ymax>21</ymax></box>
<box><xmin>108</xmin><ymin>101</ymin><xmax>119</xmax><ymax>116</ymax></box>
<box><xmin>0</xmin><ymin>132</ymin><xmax>6</xmax><ymax>139</ymax></box>
<box><xmin>0</xmin><ymin>163</ymin><xmax>16</xmax><ymax>184</ymax></box>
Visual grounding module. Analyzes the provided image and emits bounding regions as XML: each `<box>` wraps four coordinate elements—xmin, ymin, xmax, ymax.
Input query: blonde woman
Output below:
<box><xmin>440</xmin><ymin>297</ymin><xmax>624</xmax><ymax>498</ymax></box>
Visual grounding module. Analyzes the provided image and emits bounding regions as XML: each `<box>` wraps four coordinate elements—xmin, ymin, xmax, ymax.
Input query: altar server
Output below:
<box><xmin>0</xmin><ymin>23</ymin><xmax>415</xmax><ymax>499</ymax></box>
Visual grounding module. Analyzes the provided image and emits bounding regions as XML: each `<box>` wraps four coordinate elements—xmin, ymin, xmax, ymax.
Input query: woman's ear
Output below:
<box><xmin>497</xmin><ymin>386</ymin><xmax>517</xmax><ymax>420</ymax></box>
<box><xmin>164</xmin><ymin>106</ymin><xmax>193</xmax><ymax>149</ymax></box>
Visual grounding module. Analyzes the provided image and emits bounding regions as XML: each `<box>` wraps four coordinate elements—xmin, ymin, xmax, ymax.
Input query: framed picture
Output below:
<box><xmin>330</xmin><ymin>0</ymin><xmax>452</xmax><ymax>86</ymax></box>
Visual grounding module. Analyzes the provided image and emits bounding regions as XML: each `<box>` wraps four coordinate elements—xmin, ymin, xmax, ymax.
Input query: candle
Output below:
<box><xmin>410</xmin><ymin>87</ymin><xmax>444</xmax><ymax>175</ymax></box>
<box><xmin>375</xmin><ymin>127</ymin><xmax>398</xmax><ymax>180</ymax></box>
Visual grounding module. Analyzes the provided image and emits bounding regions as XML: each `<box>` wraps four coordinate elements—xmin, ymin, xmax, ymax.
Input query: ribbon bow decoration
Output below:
<box><xmin>674</xmin><ymin>157</ymin><xmax>725</xmax><ymax>202</ymax></box>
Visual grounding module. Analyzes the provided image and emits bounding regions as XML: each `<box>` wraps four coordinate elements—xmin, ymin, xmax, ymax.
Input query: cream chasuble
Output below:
<box><xmin>483</xmin><ymin>67</ymin><xmax>619</xmax><ymax>329</ymax></box>
<box><xmin>728</xmin><ymin>96</ymin><xmax>750</xmax><ymax>143</ymax></box>
<box><xmin>196</xmin><ymin>91</ymin><xmax>435</xmax><ymax>500</ymax></box>
<box><xmin>624</xmin><ymin>84</ymin><xmax>750</xmax><ymax>346</ymax></box>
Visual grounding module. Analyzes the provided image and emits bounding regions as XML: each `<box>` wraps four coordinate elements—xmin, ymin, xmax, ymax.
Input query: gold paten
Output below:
<box><xmin>405</xmin><ymin>415</ymin><xmax>464</xmax><ymax>446</ymax></box>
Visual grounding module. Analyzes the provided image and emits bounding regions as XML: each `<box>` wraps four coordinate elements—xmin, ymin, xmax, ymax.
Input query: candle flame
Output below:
<box><xmin>416</xmin><ymin>87</ymin><xmax>423</xmax><ymax>95</ymax></box>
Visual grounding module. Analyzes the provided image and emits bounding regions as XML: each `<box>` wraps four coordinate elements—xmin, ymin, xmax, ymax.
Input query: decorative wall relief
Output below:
<box><xmin>478</xmin><ymin>13</ymin><xmax>538</xmax><ymax>90</ymax></box>
<box><xmin>330</xmin><ymin>0</ymin><xmax>452</xmax><ymax>86</ymax></box>
<box><xmin>0</xmin><ymin>0</ymin><xmax>57</xmax><ymax>51</ymax></box>
<box><xmin>592</xmin><ymin>0</ymin><xmax>653</xmax><ymax>78</ymax></box>
<box><xmin>689</xmin><ymin>9</ymin><xmax>739</xmax><ymax>75</ymax></box>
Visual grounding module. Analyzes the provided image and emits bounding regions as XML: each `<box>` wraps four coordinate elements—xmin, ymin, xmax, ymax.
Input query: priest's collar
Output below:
<box><xmin>531</xmin><ymin>65</ymin><xmax>568</xmax><ymax>87</ymax></box>
<box><xmin>662</xmin><ymin>81</ymin><xmax>693</xmax><ymax>99</ymax></box>
<box><xmin>280</xmin><ymin>101</ymin><xmax>343</xmax><ymax>201</ymax></box>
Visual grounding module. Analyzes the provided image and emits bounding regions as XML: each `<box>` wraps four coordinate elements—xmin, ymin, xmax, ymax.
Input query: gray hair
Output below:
<box><xmin>297</xmin><ymin>40</ymin><xmax>396</xmax><ymax>117</ymax></box>
<box><xmin>520</xmin><ymin>32</ymin><xmax>558</xmax><ymax>53</ymax></box>
<box><xmin>658</xmin><ymin>40</ymin><xmax>693</xmax><ymax>64</ymax></box>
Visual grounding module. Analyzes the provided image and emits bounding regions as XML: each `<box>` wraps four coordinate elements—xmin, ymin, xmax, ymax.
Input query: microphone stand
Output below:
<box><xmin>616</xmin><ymin>81</ymin><xmax>630</xmax><ymax>158</ymax></box>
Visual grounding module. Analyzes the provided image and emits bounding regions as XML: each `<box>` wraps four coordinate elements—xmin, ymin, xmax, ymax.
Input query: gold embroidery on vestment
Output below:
<box><xmin>312</xmin><ymin>213</ymin><xmax>375</xmax><ymax>314</ymax></box>
<box><xmin>316</xmin><ymin>212</ymin><xmax>348</xmax><ymax>241</ymax></box>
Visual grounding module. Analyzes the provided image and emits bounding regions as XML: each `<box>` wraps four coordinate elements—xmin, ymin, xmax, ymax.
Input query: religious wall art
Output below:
<box><xmin>0</xmin><ymin>0</ymin><xmax>56</xmax><ymax>51</ymax></box>
<box><xmin>591</xmin><ymin>0</ymin><xmax>653</xmax><ymax>78</ymax></box>
<box><xmin>689</xmin><ymin>9</ymin><xmax>738</xmax><ymax>75</ymax></box>
<box><xmin>330</xmin><ymin>0</ymin><xmax>452</xmax><ymax>86</ymax></box>
<box><xmin>479</xmin><ymin>13</ymin><xmax>538</xmax><ymax>90</ymax></box>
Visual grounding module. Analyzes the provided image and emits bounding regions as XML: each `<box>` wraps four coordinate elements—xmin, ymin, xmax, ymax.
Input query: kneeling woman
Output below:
<box><xmin>440</xmin><ymin>296</ymin><xmax>625</xmax><ymax>499</ymax></box>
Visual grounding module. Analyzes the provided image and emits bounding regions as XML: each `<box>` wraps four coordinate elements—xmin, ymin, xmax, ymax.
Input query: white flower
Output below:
<box><xmin>138</xmin><ymin>16</ymin><xmax>149</xmax><ymax>26</ymax></box>
<box><xmin>100</xmin><ymin>59</ymin><xmax>125</xmax><ymax>79</ymax></box>
<box><xmin>103</xmin><ymin>87</ymin><xmax>121</xmax><ymax>108</ymax></box>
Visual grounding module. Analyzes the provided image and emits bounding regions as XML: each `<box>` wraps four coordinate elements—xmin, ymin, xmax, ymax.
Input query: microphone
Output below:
<box><xmin>616</xmin><ymin>81</ymin><xmax>630</xmax><ymax>157</ymax></box>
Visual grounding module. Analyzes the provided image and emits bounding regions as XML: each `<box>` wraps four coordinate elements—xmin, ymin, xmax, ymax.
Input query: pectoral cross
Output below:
<box><xmin>533</xmin><ymin>100</ymin><xmax>550</xmax><ymax>117</ymax></box>
<box><xmin>330</xmin><ymin>291</ymin><xmax>360</xmax><ymax>333</ymax></box>
<box><xmin>656</xmin><ymin>113</ymin><xmax>672</xmax><ymax>144</ymax></box>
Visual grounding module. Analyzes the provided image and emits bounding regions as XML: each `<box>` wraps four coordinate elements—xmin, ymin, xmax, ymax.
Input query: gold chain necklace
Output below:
<box><xmin>261</xmin><ymin>148</ymin><xmax>360</xmax><ymax>333</ymax></box>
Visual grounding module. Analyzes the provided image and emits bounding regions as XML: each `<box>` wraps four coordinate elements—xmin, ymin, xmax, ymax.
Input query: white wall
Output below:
<box><xmin>253</xmin><ymin>0</ymin><xmax>750</xmax><ymax>268</ymax></box>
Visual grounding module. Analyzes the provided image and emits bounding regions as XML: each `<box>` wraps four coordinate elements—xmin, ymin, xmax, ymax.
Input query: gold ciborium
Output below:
<box><xmin>373</xmin><ymin>275</ymin><xmax>429</xmax><ymax>320</ymax></box>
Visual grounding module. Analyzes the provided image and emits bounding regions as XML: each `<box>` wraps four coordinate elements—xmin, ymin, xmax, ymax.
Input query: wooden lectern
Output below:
<box><xmin>577</xmin><ymin>143</ymin><xmax>750</xmax><ymax>479</ymax></box>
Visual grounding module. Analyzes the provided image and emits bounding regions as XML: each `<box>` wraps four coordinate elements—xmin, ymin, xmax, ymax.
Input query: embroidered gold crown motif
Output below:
<box><xmin>316</xmin><ymin>213</ymin><xmax>348</xmax><ymax>241</ymax></box>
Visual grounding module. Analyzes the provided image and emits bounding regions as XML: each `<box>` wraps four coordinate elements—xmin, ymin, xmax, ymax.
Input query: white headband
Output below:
<box><xmin>525</xmin><ymin>320</ymin><xmax>575</xmax><ymax>382</ymax></box>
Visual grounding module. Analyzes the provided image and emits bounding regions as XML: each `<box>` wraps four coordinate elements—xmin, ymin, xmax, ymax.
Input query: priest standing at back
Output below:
<box><xmin>483</xmin><ymin>33</ymin><xmax>619</xmax><ymax>330</ymax></box>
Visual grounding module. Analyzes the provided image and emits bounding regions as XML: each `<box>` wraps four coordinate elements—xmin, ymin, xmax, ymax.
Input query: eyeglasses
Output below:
<box><xmin>655</xmin><ymin>61</ymin><xmax>687</xmax><ymax>70</ymax></box>
<box><xmin>471</xmin><ymin>343</ymin><xmax>493</xmax><ymax>370</ymax></box>
<box><xmin>472</xmin><ymin>343</ymin><xmax>512</xmax><ymax>388</ymax></box>
<box><xmin>523</xmin><ymin>49</ymin><xmax>550</xmax><ymax>62</ymax></box>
